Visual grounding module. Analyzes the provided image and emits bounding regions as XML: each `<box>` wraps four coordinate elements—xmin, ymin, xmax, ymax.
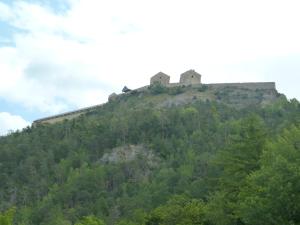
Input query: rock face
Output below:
<box><xmin>100</xmin><ymin>145</ymin><xmax>157</xmax><ymax>164</ymax></box>
<box><xmin>180</xmin><ymin>70</ymin><xmax>201</xmax><ymax>85</ymax></box>
<box><xmin>150</xmin><ymin>72</ymin><xmax>170</xmax><ymax>85</ymax></box>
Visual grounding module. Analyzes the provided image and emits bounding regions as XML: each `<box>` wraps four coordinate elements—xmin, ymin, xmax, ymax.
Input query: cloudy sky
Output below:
<box><xmin>0</xmin><ymin>0</ymin><xmax>299</xmax><ymax>135</ymax></box>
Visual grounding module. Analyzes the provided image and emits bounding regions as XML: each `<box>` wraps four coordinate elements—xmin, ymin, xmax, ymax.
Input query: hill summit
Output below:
<box><xmin>34</xmin><ymin>70</ymin><xmax>278</xmax><ymax>125</ymax></box>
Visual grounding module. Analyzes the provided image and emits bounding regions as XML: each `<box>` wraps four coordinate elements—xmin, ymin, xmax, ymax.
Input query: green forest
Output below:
<box><xmin>0</xmin><ymin>88</ymin><xmax>300</xmax><ymax>225</ymax></box>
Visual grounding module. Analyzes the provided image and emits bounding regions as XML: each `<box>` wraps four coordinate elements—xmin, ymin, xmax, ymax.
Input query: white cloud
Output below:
<box><xmin>0</xmin><ymin>0</ymin><xmax>299</xmax><ymax>118</ymax></box>
<box><xmin>0</xmin><ymin>1</ymin><xmax>14</xmax><ymax>20</ymax></box>
<box><xmin>0</xmin><ymin>112</ymin><xmax>30</xmax><ymax>136</ymax></box>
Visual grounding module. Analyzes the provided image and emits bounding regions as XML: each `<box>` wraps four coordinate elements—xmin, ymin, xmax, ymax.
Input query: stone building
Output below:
<box><xmin>180</xmin><ymin>70</ymin><xmax>201</xmax><ymax>85</ymax></box>
<box><xmin>150</xmin><ymin>72</ymin><xmax>170</xmax><ymax>85</ymax></box>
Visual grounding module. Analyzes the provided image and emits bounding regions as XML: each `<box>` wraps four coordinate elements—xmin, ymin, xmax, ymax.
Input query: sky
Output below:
<box><xmin>0</xmin><ymin>0</ymin><xmax>299</xmax><ymax>136</ymax></box>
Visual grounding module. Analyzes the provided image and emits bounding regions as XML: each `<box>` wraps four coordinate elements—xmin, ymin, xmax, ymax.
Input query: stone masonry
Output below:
<box><xmin>179</xmin><ymin>70</ymin><xmax>201</xmax><ymax>85</ymax></box>
<box><xmin>150</xmin><ymin>72</ymin><xmax>170</xmax><ymax>85</ymax></box>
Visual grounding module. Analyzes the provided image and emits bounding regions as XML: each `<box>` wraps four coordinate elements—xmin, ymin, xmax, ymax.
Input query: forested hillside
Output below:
<box><xmin>0</xmin><ymin>86</ymin><xmax>300</xmax><ymax>225</ymax></box>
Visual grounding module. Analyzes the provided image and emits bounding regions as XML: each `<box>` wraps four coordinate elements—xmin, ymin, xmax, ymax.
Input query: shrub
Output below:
<box><xmin>148</xmin><ymin>83</ymin><xmax>167</xmax><ymax>95</ymax></box>
<box><xmin>198</xmin><ymin>85</ymin><xmax>208</xmax><ymax>92</ymax></box>
<box><xmin>168</xmin><ymin>86</ymin><xmax>185</xmax><ymax>95</ymax></box>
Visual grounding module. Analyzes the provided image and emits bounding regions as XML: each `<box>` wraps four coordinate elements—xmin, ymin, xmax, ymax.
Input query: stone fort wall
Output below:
<box><xmin>145</xmin><ymin>82</ymin><xmax>276</xmax><ymax>90</ymax></box>
<box><xmin>206</xmin><ymin>82</ymin><xmax>276</xmax><ymax>90</ymax></box>
<box><xmin>33</xmin><ymin>103</ymin><xmax>104</xmax><ymax>125</ymax></box>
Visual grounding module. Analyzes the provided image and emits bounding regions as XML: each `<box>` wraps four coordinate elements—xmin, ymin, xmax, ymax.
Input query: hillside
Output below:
<box><xmin>0</xmin><ymin>84</ymin><xmax>300</xmax><ymax>225</ymax></box>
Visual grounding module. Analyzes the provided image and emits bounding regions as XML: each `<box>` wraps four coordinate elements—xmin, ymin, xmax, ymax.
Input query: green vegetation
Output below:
<box><xmin>148</xmin><ymin>83</ymin><xmax>168</xmax><ymax>94</ymax></box>
<box><xmin>0</xmin><ymin>90</ymin><xmax>299</xmax><ymax>225</ymax></box>
<box><xmin>148</xmin><ymin>83</ymin><xmax>185</xmax><ymax>95</ymax></box>
<box><xmin>197</xmin><ymin>85</ymin><xmax>208</xmax><ymax>92</ymax></box>
<box><xmin>0</xmin><ymin>208</ymin><xmax>15</xmax><ymax>225</ymax></box>
<box><xmin>75</xmin><ymin>216</ymin><xmax>105</xmax><ymax>225</ymax></box>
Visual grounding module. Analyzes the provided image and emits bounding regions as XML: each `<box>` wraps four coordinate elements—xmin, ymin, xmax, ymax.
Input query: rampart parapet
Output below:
<box><xmin>33</xmin><ymin>103</ymin><xmax>104</xmax><ymax>125</ymax></box>
<box><xmin>206</xmin><ymin>82</ymin><xmax>276</xmax><ymax>90</ymax></box>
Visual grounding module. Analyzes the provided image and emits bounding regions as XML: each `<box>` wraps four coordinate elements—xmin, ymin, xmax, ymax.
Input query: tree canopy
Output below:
<box><xmin>0</xmin><ymin>91</ymin><xmax>299</xmax><ymax>225</ymax></box>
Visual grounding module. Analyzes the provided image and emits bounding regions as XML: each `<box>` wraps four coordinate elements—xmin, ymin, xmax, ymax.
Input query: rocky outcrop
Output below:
<box><xmin>100</xmin><ymin>145</ymin><xmax>157</xmax><ymax>165</ymax></box>
<box><xmin>108</xmin><ymin>92</ymin><xmax>118</xmax><ymax>102</ymax></box>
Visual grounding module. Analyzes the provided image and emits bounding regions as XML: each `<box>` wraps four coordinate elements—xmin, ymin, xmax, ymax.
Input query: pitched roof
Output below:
<box><xmin>181</xmin><ymin>69</ymin><xmax>201</xmax><ymax>77</ymax></box>
<box><xmin>151</xmin><ymin>72</ymin><xmax>170</xmax><ymax>78</ymax></box>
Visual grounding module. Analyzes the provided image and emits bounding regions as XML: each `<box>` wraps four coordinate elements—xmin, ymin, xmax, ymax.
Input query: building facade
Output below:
<box><xmin>150</xmin><ymin>72</ymin><xmax>170</xmax><ymax>85</ymax></box>
<box><xmin>179</xmin><ymin>70</ymin><xmax>201</xmax><ymax>85</ymax></box>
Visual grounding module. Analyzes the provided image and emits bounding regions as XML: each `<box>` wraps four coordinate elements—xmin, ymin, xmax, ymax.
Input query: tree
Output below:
<box><xmin>0</xmin><ymin>208</ymin><xmax>15</xmax><ymax>225</ymax></box>
<box><xmin>145</xmin><ymin>195</ymin><xmax>206</xmax><ymax>225</ymax></box>
<box><xmin>207</xmin><ymin>115</ymin><xmax>267</xmax><ymax>225</ymax></box>
<box><xmin>238</xmin><ymin>125</ymin><xmax>300</xmax><ymax>225</ymax></box>
<box><xmin>75</xmin><ymin>215</ymin><xmax>106</xmax><ymax>225</ymax></box>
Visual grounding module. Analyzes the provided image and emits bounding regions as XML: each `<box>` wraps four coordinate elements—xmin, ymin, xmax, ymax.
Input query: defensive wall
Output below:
<box><xmin>33</xmin><ymin>103</ymin><xmax>104</xmax><ymax>125</ymax></box>
<box><xmin>33</xmin><ymin>69</ymin><xmax>276</xmax><ymax>125</ymax></box>
<box><xmin>206</xmin><ymin>82</ymin><xmax>276</xmax><ymax>90</ymax></box>
<box><xmin>137</xmin><ymin>82</ymin><xmax>276</xmax><ymax>91</ymax></box>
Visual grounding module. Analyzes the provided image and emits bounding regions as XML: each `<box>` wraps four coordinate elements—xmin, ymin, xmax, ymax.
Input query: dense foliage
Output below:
<box><xmin>0</xmin><ymin>91</ymin><xmax>299</xmax><ymax>225</ymax></box>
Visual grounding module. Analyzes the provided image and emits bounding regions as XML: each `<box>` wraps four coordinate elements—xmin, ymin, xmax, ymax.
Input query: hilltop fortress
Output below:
<box><xmin>145</xmin><ymin>70</ymin><xmax>275</xmax><ymax>90</ymax></box>
<box><xmin>33</xmin><ymin>70</ymin><xmax>276</xmax><ymax>125</ymax></box>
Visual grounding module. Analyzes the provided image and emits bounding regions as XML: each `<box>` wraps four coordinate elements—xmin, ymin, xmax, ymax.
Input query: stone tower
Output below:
<box><xmin>180</xmin><ymin>70</ymin><xmax>201</xmax><ymax>85</ymax></box>
<box><xmin>150</xmin><ymin>72</ymin><xmax>170</xmax><ymax>85</ymax></box>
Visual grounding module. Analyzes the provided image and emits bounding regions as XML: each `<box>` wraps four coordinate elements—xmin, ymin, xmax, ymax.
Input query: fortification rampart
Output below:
<box><xmin>206</xmin><ymin>82</ymin><xmax>276</xmax><ymax>90</ymax></box>
<box><xmin>33</xmin><ymin>103</ymin><xmax>104</xmax><ymax>125</ymax></box>
<box><xmin>33</xmin><ymin>70</ymin><xmax>276</xmax><ymax>125</ymax></box>
<box><xmin>139</xmin><ymin>82</ymin><xmax>275</xmax><ymax>91</ymax></box>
